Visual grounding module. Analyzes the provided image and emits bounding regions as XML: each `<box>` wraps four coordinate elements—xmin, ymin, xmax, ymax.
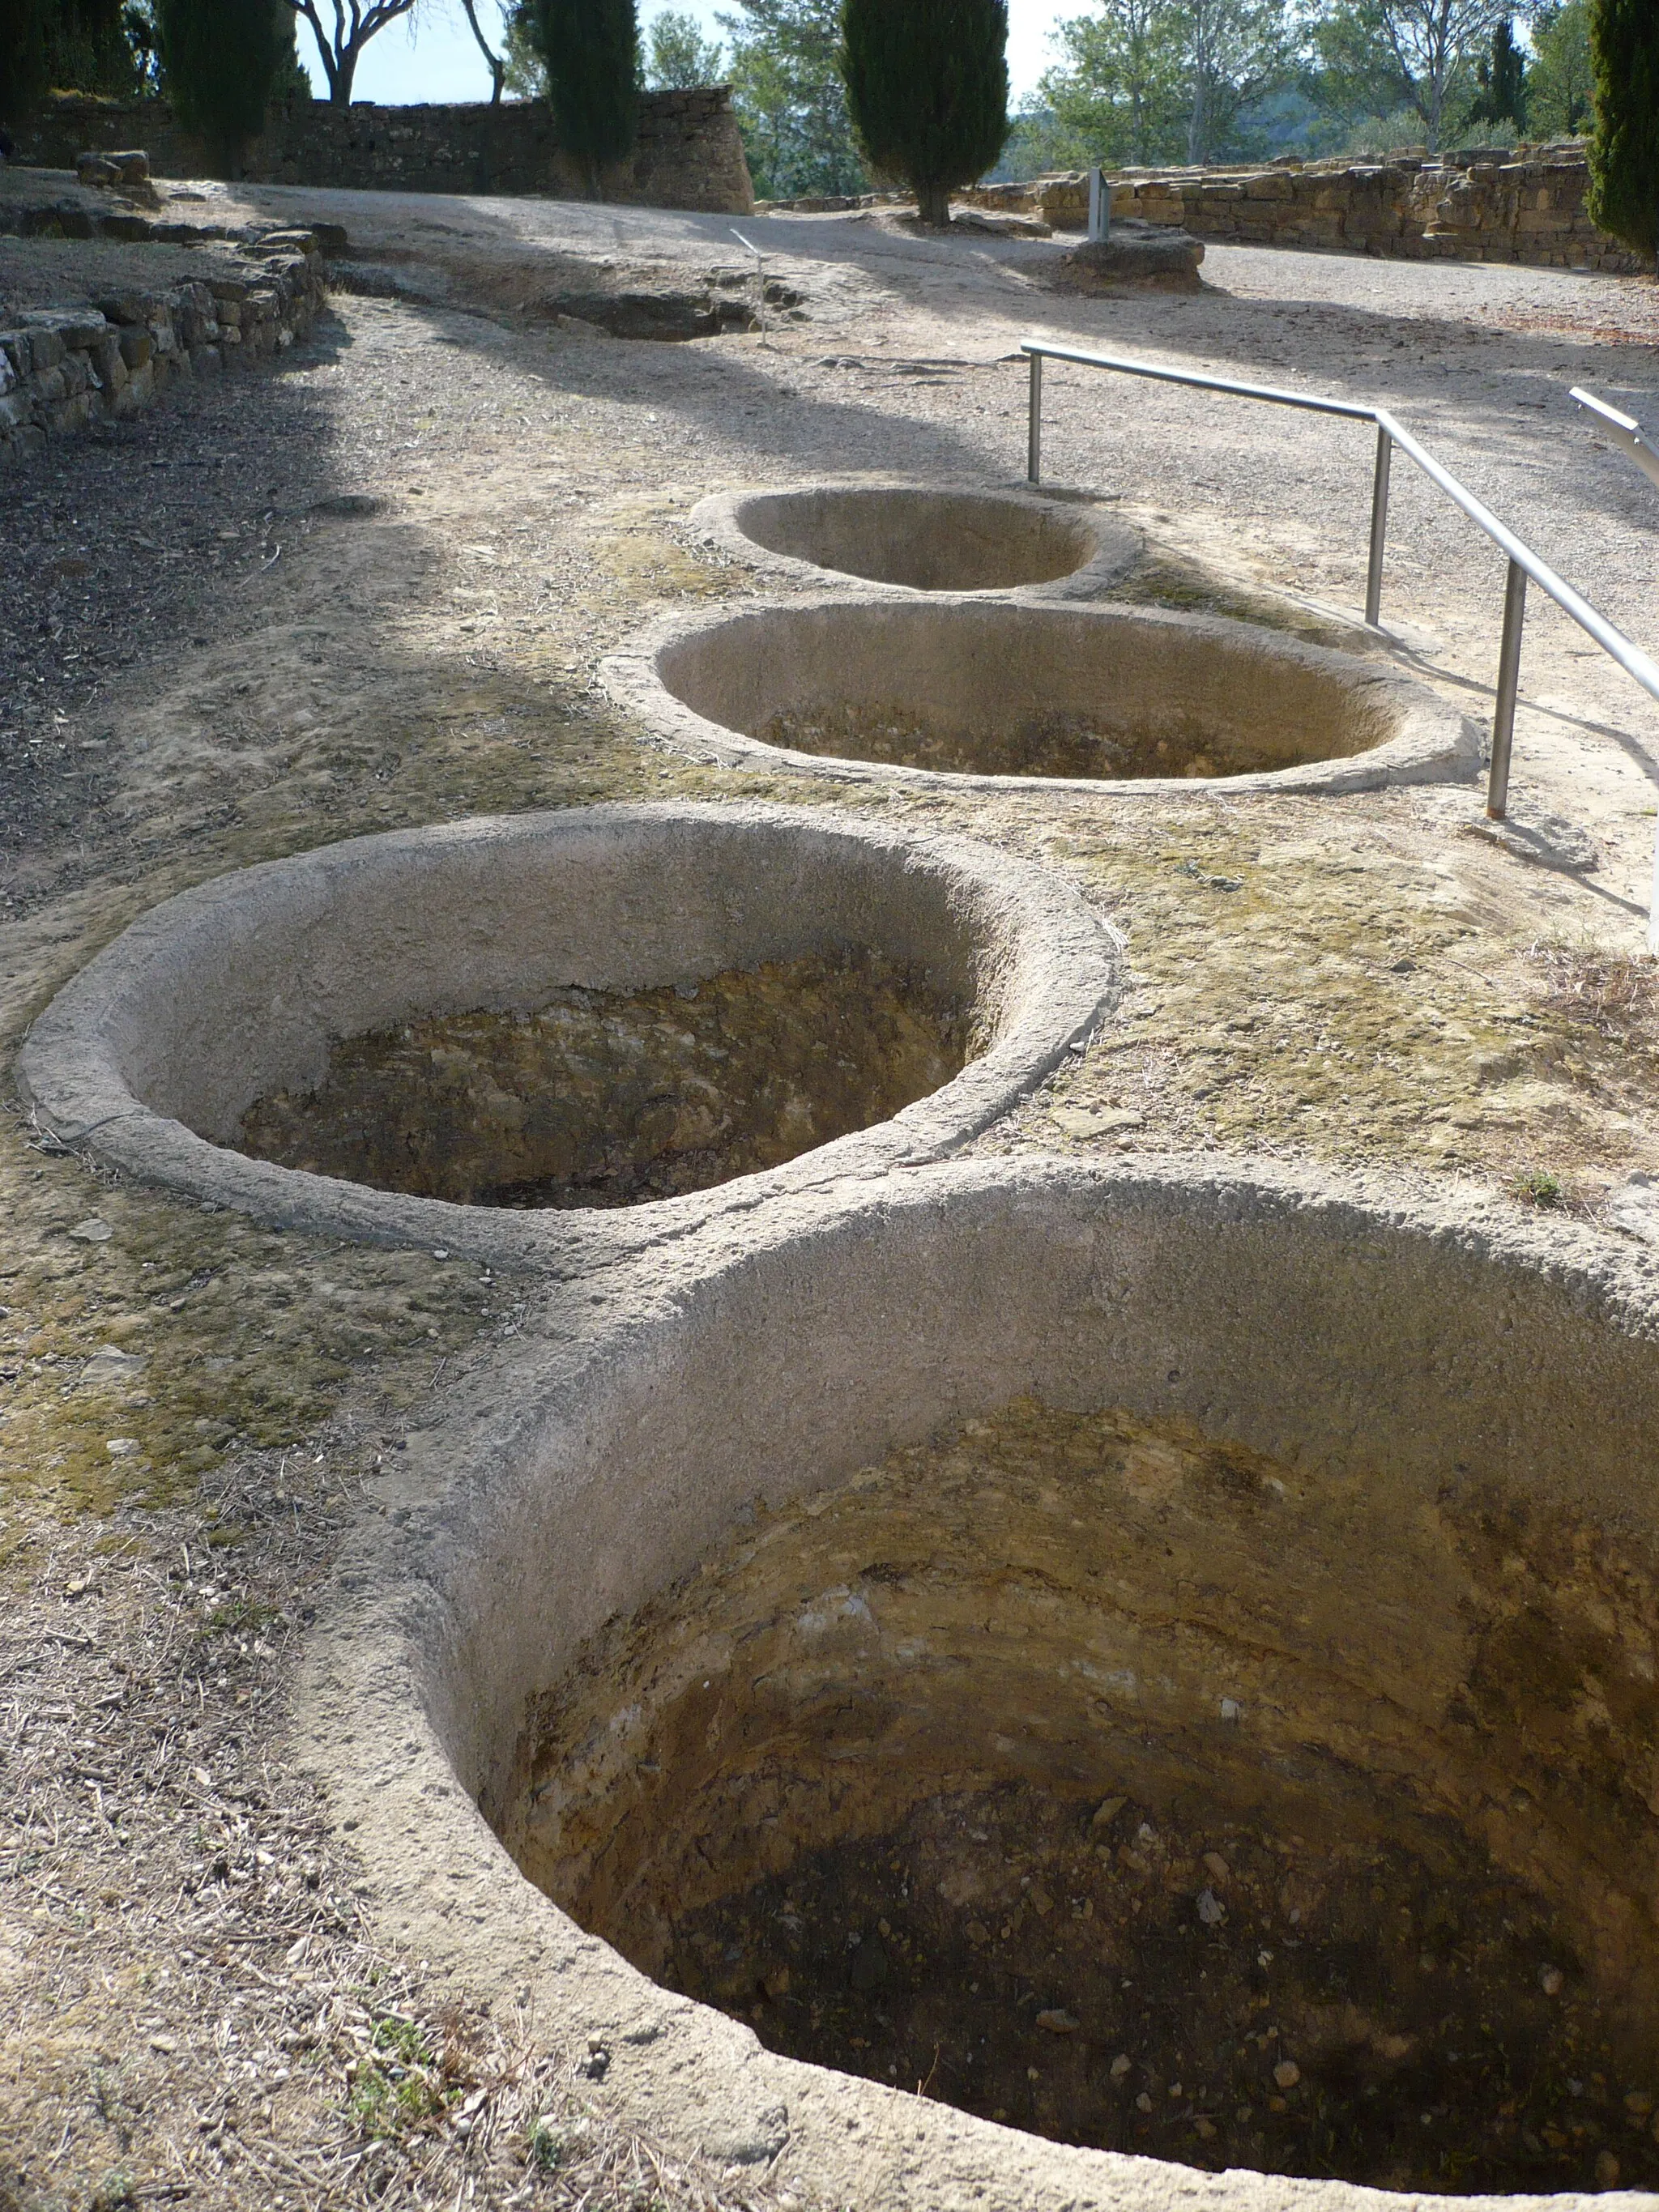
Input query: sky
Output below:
<box><xmin>296</xmin><ymin>0</ymin><xmax>1074</xmax><ymax>109</ymax></box>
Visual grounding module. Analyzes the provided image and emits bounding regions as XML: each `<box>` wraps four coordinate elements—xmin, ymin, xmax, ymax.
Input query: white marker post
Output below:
<box><xmin>1087</xmin><ymin>168</ymin><xmax>1111</xmax><ymax>242</ymax></box>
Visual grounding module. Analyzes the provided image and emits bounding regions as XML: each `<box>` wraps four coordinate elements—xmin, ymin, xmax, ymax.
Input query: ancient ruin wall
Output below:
<box><xmin>0</xmin><ymin>227</ymin><xmax>328</xmax><ymax>467</ymax></box>
<box><xmin>15</xmin><ymin>88</ymin><xmax>754</xmax><ymax>215</ymax></box>
<box><xmin>1001</xmin><ymin>147</ymin><xmax>1640</xmax><ymax>273</ymax></box>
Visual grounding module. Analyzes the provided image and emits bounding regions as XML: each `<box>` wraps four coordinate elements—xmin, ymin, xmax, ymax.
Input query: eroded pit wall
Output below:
<box><xmin>303</xmin><ymin>1155</ymin><xmax>1659</xmax><ymax>2210</ymax></box>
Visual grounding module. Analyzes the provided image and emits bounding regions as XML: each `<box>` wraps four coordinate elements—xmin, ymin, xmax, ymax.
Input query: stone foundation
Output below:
<box><xmin>11</xmin><ymin>87</ymin><xmax>754</xmax><ymax>215</ymax></box>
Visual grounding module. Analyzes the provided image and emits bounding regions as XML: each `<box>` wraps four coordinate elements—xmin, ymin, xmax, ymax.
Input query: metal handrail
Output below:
<box><xmin>1572</xmin><ymin>386</ymin><xmax>1659</xmax><ymax>496</ymax></box>
<box><xmin>1021</xmin><ymin>339</ymin><xmax>1659</xmax><ymax>911</ymax></box>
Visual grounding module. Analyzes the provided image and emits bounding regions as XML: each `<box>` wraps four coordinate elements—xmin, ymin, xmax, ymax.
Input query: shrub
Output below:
<box><xmin>1586</xmin><ymin>0</ymin><xmax>1659</xmax><ymax>266</ymax></box>
<box><xmin>532</xmin><ymin>0</ymin><xmax>639</xmax><ymax>196</ymax></box>
<box><xmin>840</xmin><ymin>0</ymin><xmax>1009</xmax><ymax>227</ymax></box>
<box><xmin>154</xmin><ymin>0</ymin><xmax>287</xmax><ymax>172</ymax></box>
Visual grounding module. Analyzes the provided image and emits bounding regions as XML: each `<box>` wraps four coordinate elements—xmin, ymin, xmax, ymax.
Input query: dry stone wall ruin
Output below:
<box><xmin>16</xmin><ymin>87</ymin><xmax>754</xmax><ymax>215</ymax></box>
<box><xmin>966</xmin><ymin>143</ymin><xmax>1638</xmax><ymax>273</ymax></box>
<box><xmin>0</xmin><ymin>200</ymin><xmax>330</xmax><ymax>467</ymax></box>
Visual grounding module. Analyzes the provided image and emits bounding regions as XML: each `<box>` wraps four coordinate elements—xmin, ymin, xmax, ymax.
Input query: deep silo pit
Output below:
<box><xmin>609</xmin><ymin>598</ymin><xmax>1479</xmax><ymax>797</ymax></box>
<box><xmin>689</xmin><ymin>484</ymin><xmax>1140</xmax><ymax>595</ymax></box>
<box><xmin>236</xmin><ymin>945</ymin><xmax>969</xmax><ymax>1209</ymax></box>
<box><xmin>501</xmin><ymin>1393</ymin><xmax>1659</xmax><ymax>2195</ymax></box>
<box><xmin>390</xmin><ymin>1160</ymin><xmax>1659</xmax><ymax>2201</ymax></box>
<box><xmin>19</xmin><ymin>803</ymin><xmax>1117</xmax><ymax>1255</ymax></box>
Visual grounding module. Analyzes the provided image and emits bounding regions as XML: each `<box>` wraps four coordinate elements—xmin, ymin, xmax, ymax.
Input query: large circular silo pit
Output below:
<box><xmin>458</xmin><ymin>1164</ymin><xmax>1659</xmax><ymax>2197</ymax></box>
<box><xmin>608</xmin><ymin>599</ymin><xmax>1478</xmax><ymax>798</ymax></box>
<box><xmin>17</xmin><ymin>805</ymin><xmax>1115</xmax><ymax>1250</ymax></box>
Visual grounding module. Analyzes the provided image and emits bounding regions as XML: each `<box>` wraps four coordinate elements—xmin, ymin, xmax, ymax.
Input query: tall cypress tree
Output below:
<box><xmin>0</xmin><ymin>0</ymin><xmax>47</xmax><ymax>125</ymax></box>
<box><xmin>1587</xmin><ymin>0</ymin><xmax>1659</xmax><ymax>267</ymax></box>
<box><xmin>155</xmin><ymin>0</ymin><xmax>285</xmax><ymax>173</ymax></box>
<box><xmin>533</xmin><ymin>0</ymin><xmax>638</xmax><ymax>197</ymax></box>
<box><xmin>841</xmin><ymin>0</ymin><xmax>1008</xmax><ymax>228</ymax></box>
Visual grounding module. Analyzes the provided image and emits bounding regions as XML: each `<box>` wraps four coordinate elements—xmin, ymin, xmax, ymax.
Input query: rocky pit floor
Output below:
<box><xmin>4</xmin><ymin>170</ymin><xmax>1659</xmax><ymax>2212</ymax></box>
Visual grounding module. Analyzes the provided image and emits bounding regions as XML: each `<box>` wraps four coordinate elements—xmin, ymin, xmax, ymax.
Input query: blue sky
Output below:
<box><xmin>296</xmin><ymin>0</ymin><xmax>1074</xmax><ymax>109</ymax></box>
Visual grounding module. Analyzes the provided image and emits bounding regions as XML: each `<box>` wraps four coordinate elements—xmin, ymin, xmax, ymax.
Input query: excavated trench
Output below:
<box><xmin>433</xmin><ymin>1165</ymin><xmax>1659</xmax><ymax>2201</ymax></box>
<box><xmin>690</xmin><ymin>484</ymin><xmax>1140</xmax><ymax>595</ymax></box>
<box><xmin>624</xmin><ymin>598</ymin><xmax>1477</xmax><ymax>793</ymax></box>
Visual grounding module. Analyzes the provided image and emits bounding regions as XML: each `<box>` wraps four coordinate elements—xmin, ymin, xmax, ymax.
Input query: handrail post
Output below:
<box><xmin>1488</xmin><ymin>557</ymin><xmax>1527</xmax><ymax>820</ymax></box>
<box><xmin>1027</xmin><ymin>352</ymin><xmax>1043</xmax><ymax>484</ymax></box>
<box><xmin>1365</xmin><ymin>423</ymin><xmax>1391</xmax><ymax>628</ymax></box>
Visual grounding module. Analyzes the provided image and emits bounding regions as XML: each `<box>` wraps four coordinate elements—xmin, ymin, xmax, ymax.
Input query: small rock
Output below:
<box><xmin>1090</xmin><ymin>1796</ymin><xmax>1127</xmax><ymax>1834</ymax></box>
<box><xmin>81</xmin><ymin>1345</ymin><xmax>146</xmax><ymax>1388</ymax></box>
<box><xmin>148</xmin><ymin>2032</ymin><xmax>177</xmax><ymax>2052</ymax></box>
<box><xmin>1202</xmin><ymin>1851</ymin><xmax>1230</xmax><ymax>1882</ymax></box>
<box><xmin>966</xmin><ymin>1920</ymin><xmax>988</xmax><ymax>1945</ymax></box>
<box><xmin>1029</xmin><ymin>1886</ymin><xmax>1054</xmax><ymax>1916</ymax></box>
<box><xmin>1596</xmin><ymin>2150</ymin><xmax>1621</xmax><ymax>2189</ymax></box>
<box><xmin>1196</xmin><ymin>1887</ymin><xmax>1226</xmax><ymax>1927</ymax></box>
<box><xmin>1136</xmin><ymin>2092</ymin><xmax>1154</xmax><ymax>2112</ymax></box>
<box><xmin>1035</xmin><ymin>2010</ymin><xmax>1079</xmax><ymax>2035</ymax></box>
<box><xmin>68</xmin><ymin>1216</ymin><xmax>113</xmax><ymax>1242</ymax></box>
<box><xmin>1624</xmin><ymin>2091</ymin><xmax>1653</xmax><ymax>2117</ymax></box>
<box><xmin>1273</xmin><ymin>2060</ymin><xmax>1301</xmax><ymax>2091</ymax></box>
<box><xmin>104</xmin><ymin>1437</ymin><xmax>140</xmax><ymax>1457</ymax></box>
<box><xmin>1540</xmin><ymin>1964</ymin><xmax>1564</xmax><ymax>1996</ymax></box>
<box><xmin>1110</xmin><ymin>2054</ymin><xmax>1132</xmax><ymax>2080</ymax></box>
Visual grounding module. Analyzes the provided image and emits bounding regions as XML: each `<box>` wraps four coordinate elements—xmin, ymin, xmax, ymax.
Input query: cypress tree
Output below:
<box><xmin>0</xmin><ymin>0</ymin><xmax>47</xmax><ymax>125</ymax></box>
<box><xmin>533</xmin><ymin>0</ymin><xmax>639</xmax><ymax>197</ymax></box>
<box><xmin>841</xmin><ymin>0</ymin><xmax>1008</xmax><ymax>228</ymax></box>
<box><xmin>155</xmin><ymin>0</ymin><xmax>286</xmax><ymax>173</ymax></box>
<box><xmin>1586</xmin><ymin>0</ymin><xmax>1659</xmax><ymax>268</ymax></box>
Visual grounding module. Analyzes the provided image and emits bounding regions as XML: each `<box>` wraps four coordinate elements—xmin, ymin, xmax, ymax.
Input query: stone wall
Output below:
<box><xmin>0</xmin><ymin>221</ymin><xmax>329</xmax><ymax>467</ymax></box>
<box><xmin>14</xmin><ymin>88</ymin><xmax>753</xmax><ymax>215</ymax></box>
<box><xmin>966</xmin><ymin>144</ymin><xmax>1641</xmax><ymax>274</ymax></box>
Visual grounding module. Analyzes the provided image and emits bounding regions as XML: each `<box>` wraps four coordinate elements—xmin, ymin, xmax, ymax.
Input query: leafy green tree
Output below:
<box><xmin>645</xmin><ymin>6</ymin><xmax>723</xmax><ymax>84</ymax></box>
<box><xmin>1463</xmin><ymin>11</ymin><xmax>1525</xmax><ymax>132</ymax></box>
<box><xmin>41</xmin><ymin>0</ymin><xmax>141</xmax><ymax>93</ymax></box>
<box><xmin>155</xmin><ymin>0</ymin><xmax>287</xmax><ymax>166</ymax></box>
<box><xmin>716</xmin><ymin>0</ymin><xmax>862</xmax><ymax>197</ymax></box>
<box><xmin>1040</xmin><ymin>0</ymin><xmax>1186</xmax><ymax>165</ymax></box>
<box><xmin>1042</xmin><ymin>0</ymin><xmax>1290</xmax><ymax>169</ymax></box>
<box><xmin>532</xmin><ymin>0</ymin><xmax>638</xmax><ymax>193</ymax></box>
<box><xmin>1586</xmin><ymin>0</ymin><xmax>1659</xmax><ymax>265</ymax></box>
<box><xmin>1182</xmin><ymin>0</ymin><xmax>1293</xmax><ymax>161</ymax></box>
<box><xmin>0</xmin><ymin>0</ymin><xmax>48</xmax><ymax>121</ymax></box>
<box><xmin>1528</xmin><ymin>0</ymin><xmax>1592</xmax><ymax>136</ymax></box>
<box><xmin>841</xmin><ymin>0</ymin><xmax>1008</xmax><ymax>225</ymax></box>
<box><xmin>1311</xmin><ymin>0</ymin><xmax>1508</xmax><ymax>151</ymax></box>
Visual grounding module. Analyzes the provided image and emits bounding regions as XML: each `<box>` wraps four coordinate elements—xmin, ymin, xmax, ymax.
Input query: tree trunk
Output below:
<box><xmin>331</xmin><ymin>47</ymin><xmax>356</xmax><ymax>104</ymax></box>
<box><xmin>917</xmin><ymin>180</ymin><xmax>951</xmax><ymax>225</ymax></box>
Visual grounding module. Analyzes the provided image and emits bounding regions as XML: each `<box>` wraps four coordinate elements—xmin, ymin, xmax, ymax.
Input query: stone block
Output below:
<box><xmin>1241</xmin><ymin>171</ymin><xmax>1293</xmax><ymax>198</ymax></box>
<box><xmin>20</xmin><ymin>326</ymin><xmax>64</xmax><ymax>372</ymax></box>
<box><xmin>32</xmin><ymin>364</ymin><xmax>66</xmax><ymax>403</ymax></box>
<box><xmin>118</xmin><ymin>327</ymin><xmax>153</xmax><ymax>369</ymax></box>
<box><xmin>24</xmin><ymin>308</ymin><xmax>108</xmax><ymax>348</ymax></box>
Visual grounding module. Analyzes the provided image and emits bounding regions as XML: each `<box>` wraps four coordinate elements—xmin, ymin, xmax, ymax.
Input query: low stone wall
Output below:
<box><xmin>965</xmin><ymin>144</ymin><xmax>1640</xmax><ymax>274</ymax></box>
<box><xmin>0</xmin><ymin>220</ymin><xmax>329</xmax><ymax>467</ymax></box>
<box><xmin>13</xmin><ymin>87</ymin><xmax>753</xmax><ymax>215</ymax></box>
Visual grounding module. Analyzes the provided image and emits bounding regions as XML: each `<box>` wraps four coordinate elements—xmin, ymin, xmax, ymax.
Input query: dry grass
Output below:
<box><xmin>1525</xmin><ymin>944</ymin><xmax>1659</xmax><ymax>1049</ymax></box>
<box><xmin>0</xmin><ymin>1454</ymin><xmax>816</xmax><ymax>2212</ymax></box>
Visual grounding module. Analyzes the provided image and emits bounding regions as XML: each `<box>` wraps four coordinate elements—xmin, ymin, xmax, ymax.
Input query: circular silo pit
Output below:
<box><xmin>19</xmin><ymin>805</ymin><xmax>1117</xmax><ymax>1247</ymax></box>
<box><xmin>690</xmin><ymin>484</ymin><xmax>1139</xmax><ymax>595</ymax></box>
<box><xmin>616</xmin><ymin>598</ymin><xmax>1478</xmax><ymax>795</ymax></box>
<box><xmin>503</xmin><ymin>1394</ymin><xmax>1659</xmax><ymax>2195</ymax></box>
<box><xmin>237</xmin><ymin>944</ymin><xmax>968</xmax><ymax>1209</ymax></box>
<box><xmin>469</xmin><ymin>1164</ymin><xmax>1659</xmax><ymax>2198</ymax></box>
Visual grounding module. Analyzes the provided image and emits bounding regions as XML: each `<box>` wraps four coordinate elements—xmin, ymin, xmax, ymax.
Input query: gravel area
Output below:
<box><xmin>6</xmin><ymin>177</ymin><xmax>1659</xmax><ymax>2212</ymax></box>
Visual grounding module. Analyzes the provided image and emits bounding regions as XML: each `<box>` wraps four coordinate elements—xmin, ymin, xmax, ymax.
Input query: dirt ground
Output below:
<box><xmin>4</xmin><ymin>168</ymin><xmax>1659</xmax><ymax>2210</ymax></box>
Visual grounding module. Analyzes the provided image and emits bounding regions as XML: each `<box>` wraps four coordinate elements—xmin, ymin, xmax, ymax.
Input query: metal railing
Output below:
<box><xmin>1021</xmin><ymin>338</ymin><xmax>1659</xmax><ymax>860</ymax></box>
<box><xmin>1572</xmin><ymin>386</ymin><xmax>1659</xmax><ymax>496</ymax></box>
